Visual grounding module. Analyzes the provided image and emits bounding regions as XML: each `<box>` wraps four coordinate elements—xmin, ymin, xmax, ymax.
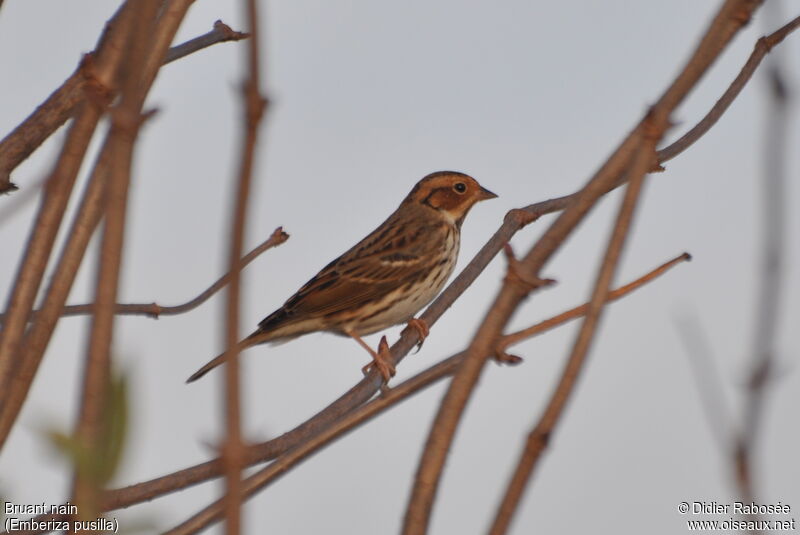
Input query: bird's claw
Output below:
<box><xmin>406</xmin><ymin>318</ymin><xmax>430</xmax><ymax>353</ymax></box>
<box><xmin>361</xmin><ymin>335</ymin><xmax>396</xmax><ymax>384</ymax></box>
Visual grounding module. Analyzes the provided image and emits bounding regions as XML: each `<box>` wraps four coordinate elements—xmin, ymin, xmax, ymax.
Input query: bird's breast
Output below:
<box><xmin>345</xmin><ymin>225</ymin><xmax>459</xmax><ymax>336</ymax></box>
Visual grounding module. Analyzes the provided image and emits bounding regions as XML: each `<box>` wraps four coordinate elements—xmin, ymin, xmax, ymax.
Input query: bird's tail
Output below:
<box><xmin>186</xmin><ymin>330</ymin><xmax>267</xmax><ymax>383</ymax></box>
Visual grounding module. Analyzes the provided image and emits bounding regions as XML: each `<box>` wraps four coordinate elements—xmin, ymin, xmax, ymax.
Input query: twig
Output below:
<box><xmin>0</xmin><ymin>18</ymin><xmax>248</xmax><ymax>193</ymax></box>
<box><xmin>0</xmin><ymin>227</ymin><xmax>289</xmax><ymax>323</ymax></box>
<box><xmin>164</xmin><ymin>20</ymin><xmax>249</xmax><ymax>64</ymax></box>
<box><xmin>656</xmin><ymin>14</ymin><xmax>800</xmax><ymax>164</ymax></box>
<box><xmin>402</xmin><ymin>2</ymin><xmax>762</xmax><ymax>533</ymax></box>
<box><xmin>498</xmin><ymin>252</ymin><xmax>691</xmax><ymax>360</ymax></box>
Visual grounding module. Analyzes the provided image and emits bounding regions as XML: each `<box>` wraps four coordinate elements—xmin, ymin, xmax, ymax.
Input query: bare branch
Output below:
<box><xmin>489</xmin><ymin>111</ymin><xmax>663</xmax><ymax>535</ymax></box>
<box><xmin>498</xmin><ymin>252</ymin><xmax>691</xmax><ymax>360</ymax></box>
<box><xmin>9</xmin><ymin>250</ymin><xmax>691</xmax><ymax>530</ymax></box>
<box><xmin>0</xmin><ymin>228</ymin><xmax>289</xmax><ymax>323</ymax></box>
<box><xmin>71</xmin><ymin>0</ymin><xmax>175</xmax><ymax>515</ymax></box>
<box><xmin>402</xmin><ymin>2</ymin><xmax>762</xmax><ymax>533</ymax></box>
<box><xmin>157</xmin><ymin>251</ymin><xmax>691</xmax><ymax>534</ymax></box>
<box><xmin>164</xmin><ymin>20</ymin><xmax>249</xmax><ymax>64</ymax></box>
<box><xmin>657</xmin><ymin>14</ymin><xmax>800</xmax><ymax>164</ymax></box>
<box><xmin>0</xmin><ymin>18</ymin><xmax>248</xmax><ymax>193</ymax></box>
<box><xmin>0</xmin><ymin>2</ymin><xmax>138</xmax><ymax>436</ymax></box>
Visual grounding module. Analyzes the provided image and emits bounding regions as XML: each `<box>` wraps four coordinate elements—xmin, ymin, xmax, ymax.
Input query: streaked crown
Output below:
<box><xmin>403</xmin><ymin>171</ymin><xmax>497</xmax><ymax>226</ymax></box>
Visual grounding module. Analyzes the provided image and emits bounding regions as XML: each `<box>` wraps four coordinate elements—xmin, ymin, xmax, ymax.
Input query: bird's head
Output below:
<box><xmin>404</xmin><ymin>171</ymin><xmax>497</xmax><ymax>226</ymax></box>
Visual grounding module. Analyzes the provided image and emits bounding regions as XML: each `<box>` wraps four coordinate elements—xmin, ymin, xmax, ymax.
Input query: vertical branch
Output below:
<box><xmin>735</xmin><ymin>6</ymin><xmax>791</xmax><ymax>504</ymax></box>
<box><xmin>70</xmin><ymin>0</ymin><xmax>196</xmax><ymax>520</ymax></box>
<box><xmin>71</xmin><ymin>0</ymin><xmax>162</xmax><ymax>519</ymax></box>
<box><xmin>0</xmin><ymin>1</ymin><xmax>138</xmax><ymax>430</ymax></box>
<box><xmin>0</xmin><ymin>0</ymin><xmax>197</xmax><ymax>452</ymax></box>
<box><xmin>221</xmin><ymin>0</ymin><xmax>266</xmax><ymax>532</ymax></box>
<box><xmin>488</xmin><ymin>118</ymin><xmax>662</xmax><ymax>535</ymax></box>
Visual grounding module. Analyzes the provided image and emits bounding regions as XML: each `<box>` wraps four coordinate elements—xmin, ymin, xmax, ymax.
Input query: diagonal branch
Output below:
<box><xmin>488</xmin><ymin>113</ymin><xmax>662</xmax><ymax>535</ymax></box>
<box><xmin>0</xmin><ymin>1</ymin><xmax>138</xmax><ymax>436</ymax></box>
<box><xmin>657</xmin><ymin>14</ymin><xmax>800</xmax><ymax>164</ymax></box>
<box><xmin>154</xmin><ymin>252</ymin><xmax>692</xmax><ymax>534</ymax></box>
<box><xmin>402</xmin><ymin>2</ymin><xmax>763</xmax><ymax>533</ymax></box>
<box><xmin>7</xmin><ymin>250</ymin><xmax>692</xmax><ymax>531</ymax></box>
<box><xmin>0</xmin><ymin>18</ymin><xmax>248</xmax><ymax>194</ymax></box>
<box><xmin>72</xmin><ymin>0</ymin><xmax>197</xmax><ymax>516</ymax></box>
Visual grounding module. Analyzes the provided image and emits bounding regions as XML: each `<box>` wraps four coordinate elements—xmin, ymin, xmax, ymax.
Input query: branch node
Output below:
<box><xmin>494</xmin><ymin>349</ymin><xmax>524</xmax><ymax>365</ymax></box>
<box><xmin>505</xmin><ymin>208</ymin><xmax>540</xmax><ymax>229</ymax></box>
<box><xmin>146</xmin><ymin>303</ymin><xmax>162</xmax><ymax>319</ymax></box>
<box><xmin>503</xmin><ymin>243</ymin><xmax>556</xmax><ymax>295</ymax></box>
<box><xmin>213</xmin><ymin>20</ymin><xmax>250</xmax><ymax>41</ymax></box>
<box><xmin>78</xmin><ymin>53</ymin><xmax>115</xmax><ymax>110</ymax></box>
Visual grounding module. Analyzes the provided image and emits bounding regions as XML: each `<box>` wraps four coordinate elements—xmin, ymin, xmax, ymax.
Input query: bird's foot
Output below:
<box><xmin>406</xmin><ymin>317</ymin><xmax>430</xmax><ymax>351</ymax></box>
<box><xmin>360</xmin><ymin>336</ymin><xmax>396</xmax><ymax>384</ymax></box>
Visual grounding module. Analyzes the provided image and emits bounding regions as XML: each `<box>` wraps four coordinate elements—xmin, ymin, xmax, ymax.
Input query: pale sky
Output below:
<box><xmin>1</xmin><ymin>2</ymin><xmax>798</xmax><ymax>534</ymax></box>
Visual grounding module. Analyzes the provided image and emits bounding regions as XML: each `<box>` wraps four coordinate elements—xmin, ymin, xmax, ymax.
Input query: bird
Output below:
<box><xmin>186</xmin><ymin>171</ymin><xmax>497</xmax><ymax>384</ymax></box>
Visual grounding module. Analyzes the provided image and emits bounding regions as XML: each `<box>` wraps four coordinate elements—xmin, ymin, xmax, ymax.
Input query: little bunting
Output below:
<box><xmin>187</xmin><ymin>171</ymin><xmax>497</xmax><ymax>383</ymax></box>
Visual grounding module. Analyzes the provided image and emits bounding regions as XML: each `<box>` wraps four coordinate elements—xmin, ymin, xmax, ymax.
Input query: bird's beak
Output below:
<box><xmin>478</xmin><ymin>186</ymin><xmax>498</xmax><ymax>200</ymax></box>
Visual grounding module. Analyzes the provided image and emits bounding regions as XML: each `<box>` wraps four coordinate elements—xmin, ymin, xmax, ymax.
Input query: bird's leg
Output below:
<box><xmin>346</xmin><ymin>330</ymin><xmax>396</xmax><ymax>383</ymax></box>
<box><xmin>405</xmin><ymin>317</ymin><xmax>430</xmax><ymax>351</ymax></box>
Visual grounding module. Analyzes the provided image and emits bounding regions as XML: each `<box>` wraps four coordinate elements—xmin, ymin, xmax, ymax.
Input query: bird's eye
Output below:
<box><xmin>453</xmin><ymin>182</ymin><xmax>467</xmax><ymax>194</ymax></box>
